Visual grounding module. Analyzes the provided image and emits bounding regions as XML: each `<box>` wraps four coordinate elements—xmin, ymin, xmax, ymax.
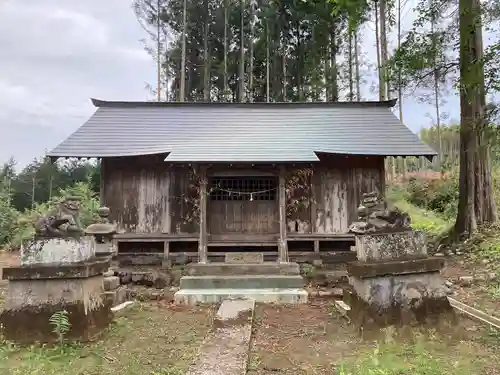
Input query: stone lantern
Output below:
<box><xmin>85</xmin><ymin>207</ymin><xmax>117</xmax><ymax>257</ymax></box>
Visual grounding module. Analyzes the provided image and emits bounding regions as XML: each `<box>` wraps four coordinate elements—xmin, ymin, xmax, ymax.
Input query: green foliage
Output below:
<box><xmin>49</xmin><ymin>310</ymin><xmax>71</xmax><ymax>345</ymax></box>
<box><xmin>406</xmin><ymin>176</ymin><xmax>459</xmax><ymax>218</ymax></box>
<box><xmin>0</xmin><ymin>182</ymin><xmax>20</xmax><ymax>245</ymax></box>
<box><xmin>0</xmin><ymin>180</ymin><xmax>100</xmax><ymax>251</ymax></box>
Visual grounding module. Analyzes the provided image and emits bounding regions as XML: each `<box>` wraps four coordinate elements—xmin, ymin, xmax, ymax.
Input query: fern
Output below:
<box><xmin>49</xmin><ymin>310</ymin><xmax>71</xmax><ymax>345</ymax></box>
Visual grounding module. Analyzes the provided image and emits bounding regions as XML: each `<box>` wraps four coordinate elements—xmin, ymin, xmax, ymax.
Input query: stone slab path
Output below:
<box><xmin>186</xmin><ymin>299</ymin><xmax>255</xmax><ymax>375</ymax></box>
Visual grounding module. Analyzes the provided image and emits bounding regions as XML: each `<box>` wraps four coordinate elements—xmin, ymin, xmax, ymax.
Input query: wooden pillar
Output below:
<box><xmin>278</xmin><ymin>165</ymin><xmax>288</xmax><ymax>263</ymax></box>
<box><xmin>198</xmin><ymin>166</ymin><xmax>208</xmax><ymax>264</ymax></box>
<box><xmin>310</xmin><ymin>169</ymin><xmax>317</xmax><ymax>234</ymax></box>
<box><xmin>99</xmin><ymin>158</ymin><xmax>105</xmax><ymax>206</ymax></box>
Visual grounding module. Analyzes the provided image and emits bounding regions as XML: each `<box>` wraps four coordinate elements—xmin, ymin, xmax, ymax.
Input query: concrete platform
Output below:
<box><xmin>180</xmin><ymin>275</ymin><xmax>305</xmax><ymax>289</ymax></box>
<box><xmin>185</xmin><ymin>262</ymin><xmax>301</xmax><ymax>276</ymax></box>
<box><xmin>174</xmin><ymin>288</ymin><xmax>308</xmax><ymax>305</ymax></box>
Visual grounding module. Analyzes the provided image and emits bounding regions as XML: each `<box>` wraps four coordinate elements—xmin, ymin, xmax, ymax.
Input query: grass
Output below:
<box><xmin>0</xmin><ymin>302</ymin><xmax>215</xmax><ymax>375</ymax></box>
<box><xmin>391</xmin><ymin>199</ymin><xmax>452</xmax><ymax>238</ymax></box>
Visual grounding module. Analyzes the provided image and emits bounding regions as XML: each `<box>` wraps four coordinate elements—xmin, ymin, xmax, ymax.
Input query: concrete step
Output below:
<box><xmin>174</xmin><ymin>288</ymin><xmax>308</xmax><ymax>305</ymax></box>
<box><xmin>185</xmin><ymin>262</ymin><xmax>301</xmax><ymax>276</ymax></box>
<box><xmin>180</xmin><ymin>275</ymin><xmax>305</xmax><ymax>289</ymax></box>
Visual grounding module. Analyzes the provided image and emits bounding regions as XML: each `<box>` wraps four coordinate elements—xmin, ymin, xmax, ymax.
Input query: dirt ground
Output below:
<box><xmin>248</xmin><ymin>300</ymin><xmax>500</xmax><ymax>375</ymax></box>
<box><xmin>442</xmin><ymin>257</ymin><xmax>500</xmax><ymax>318</ymax></box>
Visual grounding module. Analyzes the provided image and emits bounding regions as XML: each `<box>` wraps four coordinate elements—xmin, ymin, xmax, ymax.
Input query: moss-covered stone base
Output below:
<box><xmin>0</xmin><ymin>299</ymin><xmax>113</xmax><ymax>345</ymax></box>
<box><xmin>345</xmin><ymin>289</ymin><xmax>456</xmax><ymax>329</ymax></box>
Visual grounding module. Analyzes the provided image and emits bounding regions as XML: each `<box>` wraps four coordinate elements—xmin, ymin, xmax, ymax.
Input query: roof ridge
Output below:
<box><xmin>91</xmin><ymin>98</ymin><xmax>398</xmax><ymax>109</ymax></box>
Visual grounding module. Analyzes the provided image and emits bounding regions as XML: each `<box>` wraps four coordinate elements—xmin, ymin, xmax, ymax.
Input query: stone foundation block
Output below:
<box><xmin>103</xmin><ymin>276</ymin><xmax>120</xmax><ymax>291</ymax></box>
<box><xmin>0</xmin><ymin>258</ymin><xmax>112</xmax><ymax>344</ymax></box>
<box><xmin>347</xmin><ymin>272</ymin><xmax>453</xmax><ymax>327</ymax></box>
<box><xmin>0</xmin><ymin>273</ymin><xmax>112</xmax><ymax>344</ymax></box>
<box><xmin>355</xmin><ymin>231</ymin><xmax>427</xmax><ymax>262</ymax></box>
<box><xmin>104</xmin><ymin>287</ymin><xmax>127</xmax><ymax>306</ymax></box>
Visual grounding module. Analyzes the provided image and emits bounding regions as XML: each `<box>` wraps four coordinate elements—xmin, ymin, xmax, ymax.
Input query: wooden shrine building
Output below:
<box><xmin>48</xmin><ymin>99</ymin><xmax>435</xmax><ymax>265</ymax></box>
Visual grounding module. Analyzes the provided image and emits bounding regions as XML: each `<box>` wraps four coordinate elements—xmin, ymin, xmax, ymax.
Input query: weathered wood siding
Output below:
<box><xmin>102</xmin><ymin>155</ymin><xmax>384</xmax><ymax>237</ymax></box>
<box><xmin>286</xmin><ymin>155</ymin><xmax>385</xmax><ymax>234</ymax></box>
<box><xmin>101</xmin><ymin>156</ymin><xmax>196</xmax><ymax>234</ymax></box>
<box><xmin>209</xmin><ymin>201</ymin><xmax>278</xmax><ymax>234</ymax></box>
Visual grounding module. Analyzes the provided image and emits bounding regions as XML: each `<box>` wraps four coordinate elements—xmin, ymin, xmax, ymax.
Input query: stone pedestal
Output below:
<box><xmin>20</xmin><ymin>237</ymin><xmax>94</xmax><ymax>265</ymax></box>
<box><xmin>1</xmin><ymin>239</ymin><xmax>112</xmax><ymax>344</ymax></box>
<box><xmin>346</xmin><ymin>231</ymin><xmax>454</xmax><ymax>327</ymax></box>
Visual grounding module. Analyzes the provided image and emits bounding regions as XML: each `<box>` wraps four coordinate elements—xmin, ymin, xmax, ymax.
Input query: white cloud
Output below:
<box><xmin>0</xmin><ymin>0</ymin><xmax>156</xmax><ymax>167</ymax></box>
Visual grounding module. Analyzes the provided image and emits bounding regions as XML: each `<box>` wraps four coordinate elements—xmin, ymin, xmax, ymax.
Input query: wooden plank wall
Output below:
<box><xmin>209</xmin><ymin>201</ymin><xmax>278</xmax><ymax>234</ymax></box>
<box><xmin>102</xmin><ymin>155</ymin><xmax>384</xmax><ymax>236</ymax></box>
<box><xmin>287</xmin><ymin>155</ymin><xmax>385</xmax><ymax>234</ymax></box>
<box><xmin>102</xmin><ymin>155</ymin><xmax>196</xmax><ymax>234</ymax></box>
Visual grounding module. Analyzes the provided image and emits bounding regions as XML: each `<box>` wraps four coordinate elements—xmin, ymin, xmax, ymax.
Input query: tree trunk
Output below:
<box><xmin>179</xmin><ymin>0</ymin><xmax>187</xmax><ymax>102</ymax></box>
<box><xmin>239</xmin><ymin>0</ymin><xmax>245</xmax><ymax>103</ymax></box>
<box><xmin>455</xmin><ymin>0</ymin><xmax>497</xmax><ymax>237</ymax></box>
<box><xmin>380</xmin><ymin>0</ymin><xmax>389</xmax><ymax>99</ymax></box>
<box><xmin>248</xmin><ymin>0</ymin><xmax>254</xmax><ymax>102</ymax></box>
<box><xmin>354</xmin><ymin>30</ymin><xmax>361</xmax><ymax>101</ymax></box>
<box><xmin>223</xmin><ymin>0</ymin><xmax>229</xmax><ymax>101</ymax></box>
<box><xmin>203</xmin><ymin>0</ymin><xmax>210</xmax><ymax>101</ymax></box>
<box><xmin>297</xmin><ymin>19</ymin><xmax>303</xmax><ymax>101</ymax></box>
<box><xmin>330</xmin><ymin>27</ymin><xmax>338</xmax><ymax>101</ymax></box>
<box><xmin>266</xmin><ymin>16</ymin><xmax>270</xmax><ymax>102</ymax></box>
<box><xmin>156</xmin><ymin>0</ymin><xmax>161</xmax><ymax>101</ymax></box>
<box><xmin>348</xmin><ymin>29</ymin><xmax>354</xmax><ymax>101</ymax></box>
<box><xmin>397</xmin><ymin>0</ymin><xmax>406</xmax><ymax>178</ymax></box>
<box><xmin>375</xmin><ymin>3</ymin><xmax>383</xmax><ymax>101</ymax></box>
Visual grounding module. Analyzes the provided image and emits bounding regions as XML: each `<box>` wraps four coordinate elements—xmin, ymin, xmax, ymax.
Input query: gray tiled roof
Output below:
<box><xmin>47</xmin><ymin>99</ymin><xmax>436</xmax><ymax>161</ymax></box>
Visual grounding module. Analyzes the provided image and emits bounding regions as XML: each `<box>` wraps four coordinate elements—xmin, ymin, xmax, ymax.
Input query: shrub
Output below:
<box><xmin>2</xmin><ymin>181</ymin><xmax>100</xmax><ymax>251</ymax></box>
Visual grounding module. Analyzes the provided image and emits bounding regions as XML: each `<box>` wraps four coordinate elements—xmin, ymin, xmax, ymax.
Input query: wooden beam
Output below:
<box><xmin>278</xmin><ymin>165</ymin><xmax>288</xmax><ymax>262</ymax></box>
<box><xmin>198</xmin><ymin>166</ymin><xmax>208</xmax><ymax>263</ymax></box>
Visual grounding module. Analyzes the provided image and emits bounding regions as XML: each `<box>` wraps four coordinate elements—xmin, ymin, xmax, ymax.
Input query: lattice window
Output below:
<box><xmin>209</xmin><ymin>177</ymin><xmax>277</xmax><ymax>201</ymax></box>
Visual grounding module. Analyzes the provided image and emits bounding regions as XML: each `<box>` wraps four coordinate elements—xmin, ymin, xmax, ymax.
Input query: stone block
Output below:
<box><xmin>185</xmin><ymin>262</ymin><xmax>301</xmax><ymax>276</ymax></box>
<box><xmin>347</xmin><ymin>257</ymin><xmax>445</xmax><ymax>279</ymax></box>
<box><xmin>103</xmin><ymin>276</ymin><xmax>120</xmax><ymax>291</ymax></box>
<box><xmin>20</xmin><ymin>237</ymin><xmax>94</xmax><ymax>266</ymax></box>
<box><xmin>180</xmin><ymin>275</ymin><xmax>305</xmax><ymax>289</ymax></box>
<box><xmin>2</xmin><ymin>258</ymin><xmax>110</xmax><ymax>281</ymax></box>
<box><xmin>103</xmin><ymin>270</ymin><xmax>115</xmax><ymax>277</ymax></box>
<box><xmin>355</xmin><ymin>231</ymin><xmax>427</xmax><ymax>262</ymax></box>
<box><xmin>131</xmin><ymin>272</ymin><xmax>155</xmax><ymax>286</ymax></box>
<box><xmin>104</xmin><ymin>287</ymin><xmax>127</xmax><ymax>306</ymax></box>
<box><xmin>225</xmin><ymin>252</ymin><xmax>264</xmax><ymax>264</ymax></box>
<box><xmin>0</xmin><ymin>270</ymin><xmax>112</xmax><ymax>344</ymax></box>
<box><xmin>174</xmin><ymin>288</ymin><xmax>308</xmax><ymax>305</ymax></box>
<box><xmin>347</xmin><ymin>272</ymin><xmax>453</xmax><ymax>327</ymax></box>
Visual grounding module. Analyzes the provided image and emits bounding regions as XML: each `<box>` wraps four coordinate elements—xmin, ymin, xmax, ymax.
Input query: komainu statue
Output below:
<box><xmin>348</xmin><ymin>192</ymin><xmax>411</xmax><ymax>234</ymax></box>
<box><xmin>34</xmin><ymin>196</ymin><xmax>84</xmax><ymax>239</ymax></box>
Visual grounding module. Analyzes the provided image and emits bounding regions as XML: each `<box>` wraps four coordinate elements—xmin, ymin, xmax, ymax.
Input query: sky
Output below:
<box><xmin>0</xmin><ymin>0</ymin><xmax>460</xmax><ymax>169</ymax></box>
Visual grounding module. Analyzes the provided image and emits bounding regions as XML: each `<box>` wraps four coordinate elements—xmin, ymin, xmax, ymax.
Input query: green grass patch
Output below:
<box><xmin>0</xmin><ymin>302</ymin><xmax>215</xmax><ymax>375</ymax></box>
<box><xmin>391</xmin><ymin>199</ymin><xmax>452</xmax><ymax>238</ymax></box>
<box><xmin>336</xmin><ymin>328</ymin><xmax>492</xmax><ymax>375</ymax></box>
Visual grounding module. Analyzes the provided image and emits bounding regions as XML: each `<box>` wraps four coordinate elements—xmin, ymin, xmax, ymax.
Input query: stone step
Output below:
<box><xmin>180</xmin><ymin>275</ymin><xmax>305</xmax><ymax>290</ymax></box>
<box><xmin>185</xmin><ymin>262</ymin><xmax>301</xmax><ymax>276</ymax></box>
<box><xmin>174</xmin><ymin>288</ymin><xmax>308</xmax><ymax>305</ymax></box>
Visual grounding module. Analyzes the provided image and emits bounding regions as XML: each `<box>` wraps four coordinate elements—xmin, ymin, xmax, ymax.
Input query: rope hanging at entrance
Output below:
<box><xmin>168</xmin><ymin>186</ymin><xmax>278</xmax><ymax>200</ymax></box>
